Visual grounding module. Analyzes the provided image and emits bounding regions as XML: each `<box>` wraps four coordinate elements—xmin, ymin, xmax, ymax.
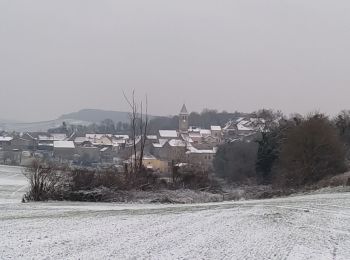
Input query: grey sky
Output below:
<box><xmin>1</xmin><ymin>0</ymin><xmax>350</xmax><ymax>122</ymax></box>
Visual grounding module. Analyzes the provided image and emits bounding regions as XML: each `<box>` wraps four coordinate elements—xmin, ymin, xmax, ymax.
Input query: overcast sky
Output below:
<box><xmin>1</xmin><ymin>0</ymin><xmax>350</xmax><ymax>122</ymax></box>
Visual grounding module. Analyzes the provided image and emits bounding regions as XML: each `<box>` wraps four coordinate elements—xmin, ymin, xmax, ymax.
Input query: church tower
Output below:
<box><xmin>179</xmin><ymin>104</ymin><xmax>189</xmax><ymax>133</ymax></box>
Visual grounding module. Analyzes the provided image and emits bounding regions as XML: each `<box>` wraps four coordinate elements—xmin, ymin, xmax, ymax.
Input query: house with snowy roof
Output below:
<box><xmin>53</xmin><ymin>141</ymin><xmax>76</xmax><ymax>162</ymax></box>
<box><xmin>185</xmin><ymin>145</ymin><xmax>217</xmax><ymax>171</ymax></box>
<box><xmin>0</xmin><ymin>136</ymin><xmax>13</xmax><ymax>151</ymax></box>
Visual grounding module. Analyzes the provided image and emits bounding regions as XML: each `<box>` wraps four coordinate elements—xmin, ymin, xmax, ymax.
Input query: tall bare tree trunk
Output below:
<box><xmin>123</xmin><ymin>90</ymin><xmax>149</xmax><ymax>180</ymax></box>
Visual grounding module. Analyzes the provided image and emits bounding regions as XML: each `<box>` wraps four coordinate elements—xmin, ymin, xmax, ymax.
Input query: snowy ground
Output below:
<box><xmin>1</xmin><ymin>166</ymin><xmax>350</xmax><ymax>259</ymax></box>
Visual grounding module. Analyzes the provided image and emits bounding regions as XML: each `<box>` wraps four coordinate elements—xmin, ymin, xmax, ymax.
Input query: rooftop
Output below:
<box><xmin>152</xmin><ymin>139</ymin><xmax>168</xmax><ymax>148</ymax></box>
<box><xmin>168</xmin><ymin>139</ymin><xmax>186</xmax><ymax>147</ymax></box>
<box><xmin>211</xmin><ymin>125</ymin><xmax>222</xmax><ymax>131</ymax></box>
<box><xmin>0</xmin><ymin>136</ymin><xmax>13</xmax><ymax>142</ymax></box>
<box><xmin>180</xmin><ymin>104</ymin><xmax>188</xmax><ymax>115</ymax></box>
<box><xmin>54</xmin><ymin>141</ymin><xmax>75</xmax><ymax>149</ymax></box>
<box><xmin>186</xmin><ymin>146</ymin><xmax>217</xmax><ymax>154</ymax></box>
<box><xmin>159</xmin><ymin>130</ymin><xmax>178</xmax><ymax>138</ymax></box>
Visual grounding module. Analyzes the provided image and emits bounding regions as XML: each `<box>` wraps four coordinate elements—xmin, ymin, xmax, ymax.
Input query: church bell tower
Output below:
<box><xmin>179</xmin><ymin>104</ymin><xmax>189</xmax><ymax>133</ymax></box>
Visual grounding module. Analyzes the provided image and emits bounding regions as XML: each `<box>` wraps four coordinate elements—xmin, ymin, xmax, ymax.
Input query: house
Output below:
<box><xmin>223</xmin><ymin>120</ymin><xmax>238</xmax><ymax>137</ymax></box>
<box><xmin>85</xmin><ymin>134</ymin><xmax>113</xmax><ymax>147</ymax></box>
<box><xmin>10</xmin><ymin>135</ymin><xmax>33</xmax><ymax>151</ymax></box>
<box><xmin>100</xmin><ymin>146</ymin><xmax>114</xmax><ymax>163</ymax></box>
<box><xmin>152</xmin><ymin>138</ymin><xmax>187</xmax><ymax>161</ymax></box>
<box><xmin>126</xmin><ymin>154</ymin><xmax>169</xmax><ymax>173</ymax></box>
<box><xmin>75</xmin><ymin>146</ymin><xmax>101</xmax><ymax>164</ymax></box>
<box><xmin>186</xmin><ymin>146</ymin><xmax>217</xmax><ymax>171</ymax></box>
<box><xmin>51</xmin><ymin>133</ymin><xmax>67</xmax><ymax>141</ymax></box>
<box><xmin>142</xmin><ymin>155</ymin><xmax>169</xmax><ymax>173</ymax></box>
<box><xmin>199</xmin><ymin>129</ymin><xmax>211</xmax><ymax>137</ymax></box>
<box><xmin>151</xmin><ymin>139</ymin><xmax>168</xmax><ymax>159</ymax></box>
<box><xmin>0</xmin><ymin>136</ymin><xmax>13</xmax><ymax>151</ymax></box>
<box><xmin>210</xmin><ymin>125</ymin><xmax>222</xmax><ymax>139</ymax></box>
<box><xmin>74</xmin><ymin>137</ymin><xmax>88</xmax><ymax>146</ymax></box>
<box><xmin>160</xmin><ymin>139</ymin><xmax>187</xmax><ymax>161</ymax></box>
<box><xmin>53</xmin><ymin>141</ymin><xmax>75</xmax><ymax>161</ymax></box>
<box><xmin>188</xmin><ymin>132</ymin><xmax>202</xmax><ymax>143</ymax></box>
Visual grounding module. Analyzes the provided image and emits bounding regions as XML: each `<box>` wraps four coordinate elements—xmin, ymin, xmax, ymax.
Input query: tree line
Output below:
<box><xmin>214</xmin><ymin>110</ymin><xmax>350</xmax><ymax>188</ymax></box>
<box><xmin>49</xmin><ymin>109</ymin><xmax>248</xmax><ymax>136</ymax></box>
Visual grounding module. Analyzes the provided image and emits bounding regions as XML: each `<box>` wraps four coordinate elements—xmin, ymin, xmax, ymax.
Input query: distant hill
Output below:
<box><xmin>0</xmin><ymin>109</ymin><xmax>160</xmax><ymax>132</ymax></box>
<box><xmin>0</xmin><ymin>119</ymin><xmax>91</xmax><ymax>132</ymax></box>
<box><xmin>59</xmin><ymin>109</ymin><xmax>131</xmax><ymax>124</ymax></box>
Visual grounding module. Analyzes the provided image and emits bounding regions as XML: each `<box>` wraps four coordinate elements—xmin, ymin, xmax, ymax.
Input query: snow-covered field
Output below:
<box><xmin>1</xmin><ymin>166</ymin><xmax>350</xmax><ymax>259</ymax></box>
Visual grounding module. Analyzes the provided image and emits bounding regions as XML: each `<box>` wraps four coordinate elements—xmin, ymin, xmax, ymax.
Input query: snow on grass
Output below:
<box><xmin>1</xmin><ymin>165</ymin><xmax>350</xmax><ymax>259</ymax></box>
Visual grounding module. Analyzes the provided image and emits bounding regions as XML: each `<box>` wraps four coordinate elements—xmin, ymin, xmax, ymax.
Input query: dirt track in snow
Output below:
<box><xmin>1</xmin><ymin>165</ymin><xmax>350</xmax><ymax>259</ymax></box>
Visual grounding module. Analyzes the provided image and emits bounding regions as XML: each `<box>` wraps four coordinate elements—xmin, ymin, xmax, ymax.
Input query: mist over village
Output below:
<box><xmin>2</xmin><ymin>1</ymin><xmax>350</xmax><ymax>259</ymax></box>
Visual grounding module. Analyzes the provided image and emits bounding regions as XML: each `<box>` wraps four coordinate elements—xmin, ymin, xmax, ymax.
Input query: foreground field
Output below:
<box><xmin>1</xmin><ymin>166</ymin><xmax>350</xmax><ymax>259</ymax></box>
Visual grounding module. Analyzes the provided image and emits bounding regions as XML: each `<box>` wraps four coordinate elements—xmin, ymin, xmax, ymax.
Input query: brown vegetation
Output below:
<box><xmin>23</xmin><ymin>161</ymin><xmax>60</xmax><ymax>201</ymax></box>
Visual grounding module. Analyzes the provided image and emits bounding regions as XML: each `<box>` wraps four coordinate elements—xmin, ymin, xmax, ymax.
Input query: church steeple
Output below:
<box><xmin>180</xmin><ymin>104</ymin><xmax>188</xmax><ymax>115</ymax></box>
<box><xmin>179</xmin><ymin>104</ymin><xmax>189</xmax><ymax>133</ymax></box>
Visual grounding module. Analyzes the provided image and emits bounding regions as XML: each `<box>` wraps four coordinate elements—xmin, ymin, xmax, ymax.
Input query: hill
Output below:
<box><xmin>0</xmin><ymin>119</ymin><xmax>91</xmax><ymax>132</ymax></box>
<box><xmin>59</xmin><ymin>109</ymin><xmax>131</xmax><ymax>124</ymax></box>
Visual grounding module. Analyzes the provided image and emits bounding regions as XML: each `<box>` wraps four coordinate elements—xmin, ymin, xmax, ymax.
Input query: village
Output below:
<box><xmin>0</xmin><ymin>105</ymin><xmax>260</xmax><ymax>174</ymax></box>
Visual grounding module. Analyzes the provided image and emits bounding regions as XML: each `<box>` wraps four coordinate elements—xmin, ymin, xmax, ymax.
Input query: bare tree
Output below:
<box><xmin>123</xmin><ymin>90</ymin><xmax>149</xmax><ymax>177</ymax></box>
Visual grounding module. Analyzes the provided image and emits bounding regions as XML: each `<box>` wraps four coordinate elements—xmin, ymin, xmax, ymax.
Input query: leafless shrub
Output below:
<box><xmin>171</xmin><ymin>164</ymin><xmax>218</xmax><ymax>190</ymax></box>
<box><xmin>23</xmin><ymin>160</ymin><xmax>60</xmax><ymax>201</ymax></box>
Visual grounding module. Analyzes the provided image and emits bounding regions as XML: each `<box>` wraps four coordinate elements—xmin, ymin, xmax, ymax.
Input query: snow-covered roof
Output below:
<box><xmin>54</xmin><ymin>141</ymin><xmax>75</xmax><ymax>149</ymax></box>
<box><xmin>180</xmin><ymin>134</ymin><xmax>194</xmax><ymax>143</ymax></box>
<box><xmin>159</xmin><ymin>130</ymin><xmax>178</xmax><ymax>138</ymax></box>
<box><xmin>86</xmin><ymin>134</ymin><xmax>112</xmax><ymax>139</ymax></box>
<box><xmin>100</xmin><ymin>147</ymin><xmax>109</xmax><ymax>152</ymax></box>
<box><xmin>223</xmin><ymin>120</ymin><xmax>237</xmax><ymax>131</ymax></box>
<box><xmin>186</xmin><ymin>146</ymin><xmax>217</xmax><ymax>154</ymax></box>
<box><xmin>236</xmin><ymin>117</ymin><xmax>246</xmax><ymax>123</ymax></box>
<box><xmin>74</xmin><ymin>137</ymin><xmax>87</xmax><ymax>143</ymax></box>
<box><xmin>38</xmin><ymin>143</ymin><xmax>54</xmax><ymax>147</ymax></box>
<box><xmin>51</xmin><ymin>134</ymin><xmax>67</xmax><ymax>141</ymax></box>
<box><xmin>237</xmin><ymin>120</ymin><xmax>255</xmax><ymax>131</ymax></box>
<box><xmin>114</xmin><ymin>135</ymin><xmax>129</xmax><ymax>140</ymax></box>
<box><xmin>125</xmin><ymin>136</ymin><xmax>142</xmax><ymax>147</ymax></box>
<box><xmin>168</xmin><ymin>139</ymin><xmax>186</xmax><ymax>147</ymax></box>
<box><xmin>188</xmin><ymin>126</ymin><xmax>201</xmax><ymax>133</ymax></box>
<box><xmin>38</xmin><ymin>135</ymin><xmax>53</xmax><ymax>141</ymax></box>
<box><xmin>0</xmin><ymin>136</ymin><xmax>13</xmax><ymax>142</ymax></box>
<box><xmin>113</xmin><ymin>139</ymin><xmax>126</xmax><ymax>145</ymax></box>
<box><xmin>211</xmin><ymin>125</ymin><xmax>222</xmax><ymax>131</ymax></box>
<box><xmin>237</xmin><ymin>124</ymin><xmax>254</xmax><ymax>131</ymax></box>
<box><xmin>189</xmin><ymin>132</ymin><xmax>202</xmax><ymax>138</ymax></box>
<box><xmin>152</xmin><ymin>139</ymin><xmax>168</xmax><ymax>148</ymax></box>
<box><xmin>200</xmin><ymin>129</ymin><xmax>211</xmax><ymax>136</ymax></box>
<box><xmin>146</xmin><ymin>135</ymin><xmax>158</xmax><ymax>140</ymax></box>
<box><xmin>143</xmin><ymin>154</ymin><xmax>157</xmax><ymax>160</ymax></box>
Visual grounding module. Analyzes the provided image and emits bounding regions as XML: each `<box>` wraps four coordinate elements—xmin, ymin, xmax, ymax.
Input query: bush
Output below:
<box><xmin>23</xmin><ymin>161</ymin><xmax>60</xmax><ymax>201</ymax></box>
<box><xmin>274</xmin><ymin>114</ymin><xmax>347</xmax><ymax>187</ymax></box>
<box><xmin>70</xmin><ymin>169</ymin><xmax>96</xmax><ymax>190</ymax></box>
